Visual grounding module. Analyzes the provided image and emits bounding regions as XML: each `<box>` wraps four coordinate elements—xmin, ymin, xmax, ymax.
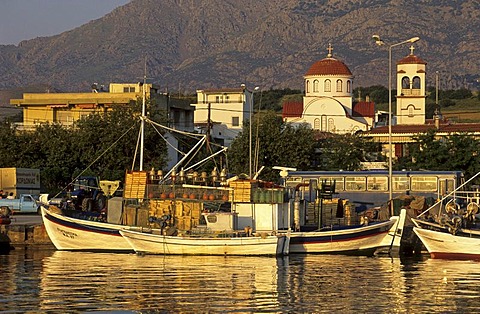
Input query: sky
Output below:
<box><xmin>0</xmin><ymin>0</ymin><xmax>130</xmax><ymax>45</ymax></box>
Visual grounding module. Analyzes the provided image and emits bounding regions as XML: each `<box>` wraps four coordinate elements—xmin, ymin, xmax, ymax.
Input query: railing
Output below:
<box><xmin>400</xmin><ymin>89</ymin><xmax>421</xmax><ymax>96</ymax></box>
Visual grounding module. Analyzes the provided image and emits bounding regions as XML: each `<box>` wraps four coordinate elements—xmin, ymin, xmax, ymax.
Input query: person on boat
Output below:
<box><xmin>6</xmin><ymin>192</ymin><xmax>14</xmax><ymax>199</ymax></box>
<box><xmin>0</xmin><ymin>190</ymin><xmax>4</xmax><ymax>199</ymax></box>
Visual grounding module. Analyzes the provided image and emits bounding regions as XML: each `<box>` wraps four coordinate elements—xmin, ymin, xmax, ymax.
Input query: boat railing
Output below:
<box><xmin>417</xmin><ymin>172</ymin><xmax>480</xmax><ymax>218</ymax></box>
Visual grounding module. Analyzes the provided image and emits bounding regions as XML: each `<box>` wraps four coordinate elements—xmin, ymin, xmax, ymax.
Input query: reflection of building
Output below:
<box><xmin>283</xmin><ymin>44</ymin><xmax>374</xmax><ymax>133</ymax></box>
<box><xmin>193</xmin><ymin>87</ymin><xmax>253</xmax><ymax>146</ymax></box>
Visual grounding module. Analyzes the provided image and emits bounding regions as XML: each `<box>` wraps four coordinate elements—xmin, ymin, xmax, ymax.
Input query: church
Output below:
<box><xmin>282</xmin><ymin>44</ymin><xmax>375</xmax><ymax>133</ymax></box>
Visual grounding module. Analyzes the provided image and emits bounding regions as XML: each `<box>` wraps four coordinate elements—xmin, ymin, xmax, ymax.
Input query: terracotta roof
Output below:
<box><xmin>282</xmin><ymin>101</ymin><xmax>303</xmax><ymax>118</ymax></box>
<box><xmin>305</xmin><ymin>57</ymin><xmax>352</xmax><ymax>76</ymax></box>
<box><xmin>367</xmin><ymin>123</ymin><xmax>480</xmax><ymax>135</ymax></box>
<box><xmin>352</xmin><ymin>101</ymin><xmax>375</xmax><ymax>118</ymax></box>
<box><xmin>397</xmin><ymin>54</ymin><xmax>427</xmax><ymax>65</ymax></box>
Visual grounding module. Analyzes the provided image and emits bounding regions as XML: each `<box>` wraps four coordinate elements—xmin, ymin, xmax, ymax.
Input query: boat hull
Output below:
<box><xmin>288</xmin><ymin>214</ymin><xmax>402</xmax><ymax>255</ymax></box>
<box><xmin>41</xmin><ymin>206</ymin><xmax>133</xmax><ymax>252</ymax></box>
<box><xmin>413</xmin><ymin>227</ymin><xmax>480</xmax><ymax>260</ymax></box>
<box><xmin>120</xmin><ymin>229</ymin><xmax>290</xmax><ymax>256</ymax></box>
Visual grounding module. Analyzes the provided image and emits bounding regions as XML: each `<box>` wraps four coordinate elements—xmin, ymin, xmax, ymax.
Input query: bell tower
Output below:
<box><xmin>395</xmin><ymin>45</ymin><xmax>427</xmax><ymax>125</ymax></box>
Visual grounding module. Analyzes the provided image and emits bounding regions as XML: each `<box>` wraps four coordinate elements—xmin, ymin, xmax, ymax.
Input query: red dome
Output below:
<box><xmin>398</xmin><ymin>54</ymin><xmax>427</xmax><ymax>65</ymax></box>
<box><xmin>305</xmin><ymin>57</ymin><xmax>352</xmax><ymax>76</ymax></box>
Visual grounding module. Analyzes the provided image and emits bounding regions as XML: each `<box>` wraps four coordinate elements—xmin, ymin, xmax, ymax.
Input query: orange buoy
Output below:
<box><xmin>202</xmin><ymin>193</ymin><xmax>209</xmax><ymax>200</ymax></box>
<box><xmin>169</xmin><ymin>192</ymin><xmax>175</xmax><ymax>198</ymax></box>
<box><xmin>182</xmin><ymin>193</ymin><xmax>189</xmax><ymax>199</ymax></box>
<box><xmin>189</xmin><ymin>193</ymin><xmax>196</xmax><ymax>199</ymax></box>
<box><xmin>160</xmin><ymin>193</ymin><xmax>167</xmax><ymax>199</ymax></box>
<box><xmin>208</xmin><ymin>194</ymin><xmax>215</xmax><ymax>201</ymax></box>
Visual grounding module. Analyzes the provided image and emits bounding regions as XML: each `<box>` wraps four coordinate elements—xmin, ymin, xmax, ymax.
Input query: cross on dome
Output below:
<box><xmin>409</xmin><ymin>45</ymin><xmax>415</xmax><ymax>55</ymax></box>
<box><xmin>327</xmin><ymin>43</ymin><xmax>333</xmax><ymax>58</ymax></box>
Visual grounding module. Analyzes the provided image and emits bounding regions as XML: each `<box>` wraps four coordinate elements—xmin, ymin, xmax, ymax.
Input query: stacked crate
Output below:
<box><xmin>229</xmin><ymin>180</ymin><xmax>258</xmax><ymax>202</ymax></box>
<box><xmin>124</xmin><ymin>171</ymin><xmax>148</xmax><ymax>199</ymax></box>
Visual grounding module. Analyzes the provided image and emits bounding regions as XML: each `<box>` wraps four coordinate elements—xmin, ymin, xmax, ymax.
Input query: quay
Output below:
<box><xmin>0</xmin><ymin>214</ymin><xmax>52</xmax><ymax>251</ymax></box>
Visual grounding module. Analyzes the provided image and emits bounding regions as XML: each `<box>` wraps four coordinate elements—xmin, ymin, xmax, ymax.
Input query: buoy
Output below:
<box><xmin>189</xmin><ymin>193</ymin><xmax>196</xmax><ymax>199</ymax></box>
<box><xmin>169</xmin><ymin>192</ymin><xmax>175</xmax><ymax>199</ymax></box>
<box><xmin>202</xmin><ymin>193</ymin><xmax>209</xmax><ymax>200</ymax></box>
<box><xmin>160</xmin><ymin>193</ymin><xmax>167</xmax><ymax>199</ymax></box>
<box><xmin>208</xmin><ymin>194</ymin><xmax>215</xmax><ymax>201</ymax></box>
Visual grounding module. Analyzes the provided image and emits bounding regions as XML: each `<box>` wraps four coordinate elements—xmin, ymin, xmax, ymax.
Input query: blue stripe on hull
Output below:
<box><xmin>45</xmin><ymin>212</ymin><xmax>122</xmax><ymax>237</ymax></box>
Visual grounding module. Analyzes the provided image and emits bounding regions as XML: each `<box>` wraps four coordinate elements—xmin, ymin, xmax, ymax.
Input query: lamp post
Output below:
<box><xmin>249</xmin><ymin>86</ymin><xmax>260</xmax><ymax>179</ymax></box>
<box><xmin>373</xmin><ymin>35</ymin><xmax>420</xmax><ymax>215</ymax></box>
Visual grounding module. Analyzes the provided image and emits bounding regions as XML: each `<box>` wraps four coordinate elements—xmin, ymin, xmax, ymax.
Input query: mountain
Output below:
<box><xmin>0</xmin><ymin>0</ymin><xmax>479</xmax><ymax>95</ymax></box>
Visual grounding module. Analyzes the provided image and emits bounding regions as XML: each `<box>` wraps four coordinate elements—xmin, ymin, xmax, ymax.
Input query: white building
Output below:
<box><xmin>283</xmin><ymin>44</ymin><xmax>374</xmax><ymax>133</ymax></box>
<box><xmin>193</xmin><ymin>87</ymin><xmax>254</xmax><ymax>146</ymax></box>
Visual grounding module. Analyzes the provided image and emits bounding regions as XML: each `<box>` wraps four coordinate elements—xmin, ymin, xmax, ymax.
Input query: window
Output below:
<box><xmin>345</xmin><ymin>177</ymin><xmax>366</xmax><ymax>191</ymax></box>
<box><xmin>225</xmin><ymin>95</ymin><xmax>230</xmax><ymax>103</ymax></box>
<box><xmin>215</xmin><ymin>96</ymin><xmax>221</xmax><ymax>103</ymax></box>
<box><xmin>123</xmin><ymin>86</ymin><xmax>135</xmax><ymax>92</ymax></box>
<box><xmin>232</xmin><ymin>116</ymin><xmax>240</xmax><ymax>127</ymax></box>
<box><xmin>313</xmin><ymin>80</ymin><xmax>319</xmax><ymax>92</ymax></box>
<box><xmin>347</xmin><ymin>80</ymin><xmax>352</xmax><ymax>93</ymax></box>
<box><xmin>412</xmin><ymin>76</ymin><xmax>421</xmax><ymax>89</ymax></box>
<box><xmin>367</xmin><ymin>177</ymin><xmax>388</xmax><ymax>191</ymax></box>
<box><xmin>408</xmin><ymin>105</ymin><xmax>414</xmax><ymax>117</ymax></box>
<box><xmin>336</xmin><ymin>79</ymin><xmax>343</xmax><ymax>92</ymax></box>
<box><xmin>411</xmin><ymin>177</ymin><xmax>437</xmax><ymax>191</ymax></box>
<box><xmin>328</xmin><ymin>118</ymin><xmax>334</xmax><ymax>131</ymax></box>
<box><xmin>393</xmin><ymin>177</ymin><xmax>409</xmax><ymax>191</ymax></box>
<box><xmin>402</xmin><ymin>77</ymin><xmax>410</xmax><ymax>89</ymax></box>
<box><xmin>306</xmin><ymin>80</ymin><xmax>310</xmax><ymax>93</ymax></box>
<box><xmin>324</xmin><ymin>79</ymin><xmax>331</xmax><ymax>92</ymax></box>
<box><xmin>314</xmin><ymin>118</ymin><xmax>320</xmax><ymax>130</ymax></box>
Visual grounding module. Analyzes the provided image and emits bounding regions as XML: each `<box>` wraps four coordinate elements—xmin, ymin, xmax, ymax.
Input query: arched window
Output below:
<box><xmin>314</xmin><ymin>118</ymin><xmax>320</xmax><ymax>130</ymax></box>
<box><xmin>313</xmin><ymin>80</ymin><xmax>319</xmax><ymax>92</ymax></box>
<box><xmin>306</xmin><ymin>80</ymin><xmax>310</xmax><ymax>93</ymax></box>
<box><xmin>324</xmin><ymin>80</ymin><xmax>331</xmax><ymax>92</ymax></box>
<box><xmin>412</xmin><ymin>76</ymin><xmax>421</xmax><ymax>89</ymax></box>
<box><xmin>328</xmin><ymin>118</ymin><xmax>335</xmax><ymax>131</ymax></box>
<box><xmin>347</xmin><ymin>80</ymin><xmax>352</xmax><ymax>93</ymax></box>
<box><xmin>402</xmin><ymin>77</ymin><xmax>410</xmax><ymax>89</ymax></box>
<box><xmin>336</xmin><ymin>79</ymin><xmax>343</xmax><ymax>92</ymax></box>
<box><xmin>408</xmin><ymin>105</ymin><xmax>415</xmax><ymax>117</ymax></box>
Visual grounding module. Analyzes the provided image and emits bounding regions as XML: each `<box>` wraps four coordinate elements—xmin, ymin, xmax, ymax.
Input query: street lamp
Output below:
<box><xmin>249</xmin><ymin>86</ymin><xmax>260</xmax><ymax>179</ymax></box>
<box><xmin>373</xmin><ymin>35</ymin><xmax>420</xmax><ymax>215</ymax></box>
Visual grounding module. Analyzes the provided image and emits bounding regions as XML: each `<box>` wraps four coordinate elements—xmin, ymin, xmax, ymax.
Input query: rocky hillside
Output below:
<box><xmin>0</xmin><ymin>0</ymin><xmax>478</xmax><ymax>94</ymax></box>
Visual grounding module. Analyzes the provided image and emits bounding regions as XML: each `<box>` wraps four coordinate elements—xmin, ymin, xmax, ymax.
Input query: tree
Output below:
<box><xmin>315</xmin><ymin>133</ymin><xmax>379</xmax><ymax>171</ymax></box>
<box><xmin>228</xmin><ymin>111</ymin><xmax>316</xmax><ymax>182</ymax></box>
<box><xmin>396</xmin><ymin>129</ymin><xmax>480</xmax><ymax>180</ymax></box>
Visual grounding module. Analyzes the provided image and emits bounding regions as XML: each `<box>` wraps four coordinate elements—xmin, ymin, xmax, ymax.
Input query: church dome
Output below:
<box><xmin>305</xmin><ymin>57</ymin><xmax>352</xmax><ymax>76</ymax></box>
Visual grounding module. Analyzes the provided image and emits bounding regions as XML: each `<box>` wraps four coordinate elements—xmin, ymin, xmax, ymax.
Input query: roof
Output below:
<box><xmin>397</xmin><ymin>54</ymin><xmax>427</xmax><ymax>65</ymax></box>
<box><xmin>367</xmin><ymin>122</ymin><xmax>480</xmax><ymax>135</ymax></box>
<box><xmin>282</xmin><ymin>101</ymin><xmax>303</xmax><ymax>118</ymax></box>
<box><xmin>198</xmin><ymin>88</ymin><xmax>244</xmax><ymax>94</ymax></box>
<box><xmin>352</xmin><ymin>101</ymin><xmax>375</xmax><ymax>118</ymax></box>
<box><xmin>305</xmin><ymin>57</ymin><xmax>352</xmax><ymax>76</ymax></box>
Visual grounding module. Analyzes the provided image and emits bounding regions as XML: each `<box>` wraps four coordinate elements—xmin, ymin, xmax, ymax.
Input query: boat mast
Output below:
<box><xmin>140</xmin><ymin>58</ymin><xmax>147</xmax><ymax>171</ymax></box>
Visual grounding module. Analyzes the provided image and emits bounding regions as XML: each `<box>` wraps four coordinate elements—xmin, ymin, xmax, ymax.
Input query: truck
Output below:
<box><xmin>0</xmin><ymin>194</ymin><xmax>40</xmax><ymax>214</ymax></box>
<box><xmin>0</xmin><ymin>168</ymin><xmax>41</xmax><ymax>197</ymax></box>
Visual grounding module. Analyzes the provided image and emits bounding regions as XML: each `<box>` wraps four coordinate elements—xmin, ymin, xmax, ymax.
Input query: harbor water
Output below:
<box><xmin>1</xmin><ymin>247</ymin><xmax>480</xmax><ymax>313</ymax></box>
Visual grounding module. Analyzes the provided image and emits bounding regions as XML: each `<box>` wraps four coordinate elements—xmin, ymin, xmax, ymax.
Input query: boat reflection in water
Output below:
<box><xmin>39</xmin><ymin>251</ymin><xmax>289</xmax><ymax>312</ymax></box>
<box><xmin>35</xmin><ymin>251</ymin><xmax>480</xmax><ymax>313</ymax></box>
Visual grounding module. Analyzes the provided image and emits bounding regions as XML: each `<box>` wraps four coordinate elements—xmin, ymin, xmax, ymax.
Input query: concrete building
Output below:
<box><xmin>10</xmin><ymin>83</ymin><xmax>195</xmax><ymax>169</ymax></box>
<box><xmin>193</xmin><ymin>87</ymin><xmax>254</xmax><ymax>146</ymax></box>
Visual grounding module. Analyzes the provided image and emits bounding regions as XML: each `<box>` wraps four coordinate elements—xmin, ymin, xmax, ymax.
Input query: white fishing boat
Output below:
<box><xmin>120</xmin><ymin>229</ymin><xmax>288</xmax><ymax>256</ymax></box>
<box><xmin>412</xmin><ymin>171</ymin><xmax>480</xmax><ymax>260</ymax></box>
<box><xmin>41</xmin><ymin>205</ymin><xmax>138</xmax><ymax>252</ymax></box>
<box><xmin>288</xmin><ymin>209</ymin><xmax>406</xmax><ymax>255</ymax></box>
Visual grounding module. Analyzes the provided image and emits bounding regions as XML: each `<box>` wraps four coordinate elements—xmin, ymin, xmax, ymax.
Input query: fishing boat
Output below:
<box><xmin>40</xmin><ymin>74</ymin><xmax>289</xmax><ymax>255</ymax></box>
<box><xmin>412</xmin><ymin>171</ymin><xmax>480</xmax><ymax>260</ymax></box>
<box><xmin>288</xmin><ymin>209</ymin><xmax>406</xmax><ymax>255</ymax></box>
<box><xmin>41</xmin><ymin>205</ymin><xmax>142</xmax><ymax>252</ymax></box>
